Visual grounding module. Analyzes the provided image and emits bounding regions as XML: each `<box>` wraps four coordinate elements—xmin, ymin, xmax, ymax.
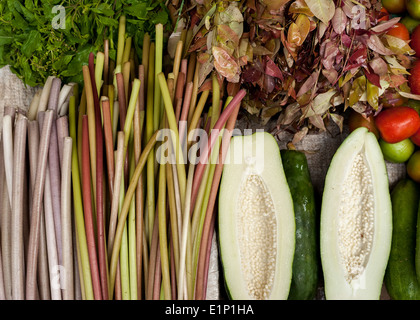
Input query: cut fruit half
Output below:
<box><xmin>320</xmin><ymin>127</ymin><xmax>392</xmax><ymax>300</ymax></box>
<box><xmin>218</xmin><ymin>132</ymin><xmax>295</xmax><ymax>300</ymax></box>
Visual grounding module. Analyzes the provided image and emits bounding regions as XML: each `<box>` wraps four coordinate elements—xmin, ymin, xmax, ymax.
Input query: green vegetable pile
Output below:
<box><xmin>0</xmin><ymin>0</ymin><xmax>170</xmax><ymax>87</ymax></box>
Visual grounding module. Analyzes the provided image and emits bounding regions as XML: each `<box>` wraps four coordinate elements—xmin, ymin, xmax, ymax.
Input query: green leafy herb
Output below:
<box><xmin>0</xmin><ymin>0</ymin><xmax>170</xmax><ymax>87</ymax></box>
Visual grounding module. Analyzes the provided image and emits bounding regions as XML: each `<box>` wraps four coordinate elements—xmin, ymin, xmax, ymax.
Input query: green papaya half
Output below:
<box><xmin>320</xmin><ymin>127</ymin><xmax>392</xmax><ymax>299</ymax></box>
<box><xmin>218</xmin><ymin>132</ymin><xmax>295</xmax><ymax>300</ymax></box>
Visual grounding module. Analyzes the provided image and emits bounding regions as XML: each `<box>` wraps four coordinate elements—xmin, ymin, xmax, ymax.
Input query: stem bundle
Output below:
<box><xmin>0</xmin><ymin>18</ymin><xmax>246</xmax><ymax>300</ymax></box>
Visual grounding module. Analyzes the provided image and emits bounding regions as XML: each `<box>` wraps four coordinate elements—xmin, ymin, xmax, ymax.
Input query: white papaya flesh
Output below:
<box><xmin>218</xmin><ymin>132</ymin><xmax>295</xmax><ymax>300</ymax></box>
<box><xmin>320</xmin><ymin>127</ymin><xmax>392</xmax><ymax>300</ymax></box>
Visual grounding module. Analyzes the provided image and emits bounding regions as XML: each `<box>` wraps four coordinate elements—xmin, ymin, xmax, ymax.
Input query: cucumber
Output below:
<box><xmin>281</xmin><ymin>149</ymin><xmax>319</xmax><ymax>300</ymax></box>
<box><xmin>385</xmin><ymin>179</ymin><xmax>420</xmax><ymax>300</ymax></box>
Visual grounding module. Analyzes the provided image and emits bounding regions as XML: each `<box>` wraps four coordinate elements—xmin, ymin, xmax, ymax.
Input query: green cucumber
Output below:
<box><xmin>385</xmin><ymin>179</ymin><xmax>420</xmax><ymax>300</ymax></box>
<box><xmin>281</xmin><ymin>149</ymin><xmax>319</xmax><ymax>300</ymax></box>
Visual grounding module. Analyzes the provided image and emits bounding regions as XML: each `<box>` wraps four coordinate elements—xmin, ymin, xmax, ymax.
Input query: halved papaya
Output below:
<box><xmin>218</xmin><ymin>132</ymin><xmax>295</xmax><ymax>300</ymax></box>
<box><xmin>320</xmin><ymin>127</ymin><xmax>392</xmax><ymax>299</ymax></box>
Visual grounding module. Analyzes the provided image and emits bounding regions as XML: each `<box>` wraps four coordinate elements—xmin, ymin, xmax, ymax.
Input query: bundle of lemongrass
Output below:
<box><xmin>0</xmin><ymin>17</ymin><xmax>246</xmax><ymax>300</ymax></box>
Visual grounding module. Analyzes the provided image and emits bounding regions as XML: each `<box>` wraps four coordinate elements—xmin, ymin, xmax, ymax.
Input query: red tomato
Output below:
<box><xmin>411</xmin><ymin>127</ymin><xmax>420</xmax><ymax>146</ymax></box>
<box><xmin>375</xmin><ymin>106</ymin><xmax>420</xmax><ymax>143</ymax></box>
<box><xmin>380</xmin><ymin>89</ymin><xmax>408</xmax><ymax>108</ymax></box>
<box><xmin>378</xmin><ymin>7</ymin><xmax>390</xmax><ymax>22</ymax></box>
<box><xmin>411</xmin><ymin>25</ymin><xmax>420</xmax><ymax>58</ymax></box>
<box><xmin>409</xmin><ymin>59</ymin><xmax>420</xmax><ymax>95</ymax></box>
<box><xmin>348</xmin><ymin>109</ymin><xmax>380</xmax><ymax>139</ymax></box>
<box><xmin>387</xmin><ymin>22</ymin><xmax>410</xmax><ymax>40</ymax></box>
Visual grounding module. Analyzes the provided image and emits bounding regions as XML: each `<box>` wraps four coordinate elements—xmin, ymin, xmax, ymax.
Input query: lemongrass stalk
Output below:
<box><xmin>11</xmin><ymin>116</ymin><xmax>27</xmax><ymax>300</ymax></box>
<box><xmin>142</xmin><ymin>218</ymin><xmax>149</xmax><ymax>297</ymax></box>
<box><xmin>69</xmin><ymin>97</ymin><xmax>94</xmax><ymax>300</ymax></box>
<box><xmin>118</xmin><ymin>169</ymin><xmax>130</xmax><ymax>300</ymax></box>
<box><xmin>114</xmin><ymin>264</ymin><xmax>122</xmax><ymax>300</ymax></box>
<box><xmin>57</xmin><ymin>84</ymin><xmax>74</xmax><ymax>116</ymax></box>
<box><xmin>37</xmin><ymin>111</ymin><xmax>62</xmax><ymax>300</ymax></box>
<box><xmin>123</xmin><ymin>78</ymin><xmax>141</xmax><ymax>160</ymax></box>
<box><xmin>210</xmin><ymin>73</ymin><xmax>220</xmax><ymax>129</ymax></box>
<box><xmin>178</xmin><ymin>143</ymin><xmax>198</xmax><ymax>300</ymax></box>
<box><xmin>116</xmin><ymin>72</ymin><xmax>127</xmax><ymax>130</ymax></box>
<box><xmin>175</xmin><ymin>72</ymin><xmax>185</xmax><ymax>121</ymax></box>
<box><xmin>61</xmin><ymin>137</ymin><xmax>74</xmax><ymax>300</ymax></box>
<box><xmin>48</xmin><ymin>78</ymin><xmax>61</xmax><ymax>110</ymax></box>
<box><xmin>128</xmin><ymin>150</ymin><xmax>138</xmax><ymax>300</ymax></box>
<box><xmin>170</xmin><ymin>238</ymin><xmax>177</xmax><ymax>299</ymax></box>
<box><xmin>129</xmin><ymin>56</ymin><xmax>136</xmax><ymax>81</ymax></box>
<box><xmin>184</xmin><ymin>29</ymin><xmax>193</xmax><ymax>57</ymax></box>
<box><xmin>142</xmin><ymin>33</ymin><xmax>150</xmax><ymax>90</ymax></box>
<box><xmin>154</xmin><ymin>24</ymin><xmax>164</xmax><ymax>132</ymax></box>
<box><xmin>101</xmin><ymin>99</ymin><xmax>115</xmax><ymax>197</ymax></box>
<box><xmin>181</xmin><ymin>59</ymin><xmax>188</xmax><ymax>78</ymax></box>
<box><xmin>157</xmin><ymin>72</ymin><xmax>187</xmax><ymax>208</ymax></box>
<box><xmin>145</xmin><ymin>42</ymin><xmax>155</xmax><ymax>245</ymax></box>
<box><xmin>37</xmin><ymin>76</ymin><xmax>55</xmax><ymax>116</ymax></box>
<box><xmin>191</xmin><ymin>154</ymin><xmax>212</xmax><ymax>242</ymax></box>
<box><xmin>109</xmin><ymin>58</ymin><xmax>116</xmax><ymax>90</ymax></box>
<box><xmin>81</xmin><ymin>116</ymin><xmax>102</xmax><ymax>300</ymax></box>
<box><xmin>89</xmin><ymin>52</ymin><xmax>109</xmax><ymax>299</ymax></box>
<box><xmin>172</xmin><ymin>40</ymin><xmax>184</xmax><ymax>89</ymax></box>
<box><xmin>77</xmin><ymin>87</ymin><xmax>87</xmax><ymax>170</ymax></box>
<box><xmin>167</xmin><ymin>73</ymin><xmax>175</xmax><ymax>104</ymax></box>
<box><xmin>123</xmin><ymin>61</ymin><xmax>131</xmax><ymax>102</ymax></box>
<box><xmin>27</xmin><ymin>120</ymin><xmax>50</xmax><ymax>300</ymax></box>
<box><xmin>108</xmin><ymin>84</ymin><xmax>115</xmax><ymax>128</ymax></box>
<box><xmin>0</xmin><ymin>247</ymin><xmax>5</xmax><ymax>300</ymax></box>
<box><xmin>195</xmin><ymin>96</ymin><xmax>238</xmax><ymax>300</ymax></box>
<box><xmin>0</xmin><ymin>134</ymin><xmax>11</xmax><ymax>300</ymax></box>
<box><xmin>95</xmin><ymin>52</ymin><xmax>105</xmax><ymax>97</ymax></box>
<box><xmin>44</xmin><ymin>167</ymin><xmax>62</xmax><ymax>300</ymax></box>
<box><xmin>186</xmin><ymin>52</ymin><xmax>196</xmax><ymax>84</ymax></box>
<box><xmin>122</xmin><ymin>37</ymin><xmax>132</xmax><ymax>65</ymax></box>
<box><xmin>27</xmin><ymin>88</ymin><xmax>42</xmax><ymax>121</ymax></box>
<box><xmin>1</xmin><ymin>182</ymin><xmax>12</xmax><ymax>300</ymax></box>
<box><xmin>2</xmin><ymin>115</ymin><xmax>13</xmax><ymax>206</ymax></box>
<box><xmin>104</xmin><ymin>39</ymin><xmax>110</xmax><ymax>96</ymax></box>
<box><xmin>179</xmin><ymin>81</ymin><xmax>193</xmax><ymax>155</ymax></box>
<box><xmin>47</xmin><ymin>111</ymin><xmax>64</xmax><ymax>268</ymax></box>
<box><xmin>74</xmin><ymin>226</ymin><xmax>85</xmax><ymax>300</ymax></box>
<box><xmin>146</xmin><ymin>208</ymin><xmax>159</xmax><ymax>300</ymax></box>
<box><xmin>108</xmin><ymin>132</ymin><xmax>125</xmax><ymax>257</ymax></box>
<box><xmin>112</xmin><ymin>101</ymin><xmax>120</xmax><ymax>147</ymax></box>
<box><xmin>134</xmin><ymin>66</ymin><xmax>145</xmax><ymax>298</ymax></box>
<box><xmin>82</xmin><ymin>66</ymin><xmax>97</xmax><ymax>210</ymax></box>
<box><xmin>109</xmin><ymin>130</ymin><xmax>160</xmax><ymax>298</ymax></box>
<box><xmin>187</xmin><ymin>90</ymin><xmax>210</xmax><ymax>149</ymax></box>
<box><xmin>113</xmin><ymin>64</ymin><xmax>122</xmax><ymax>99</ymax></box>
<box><xmin>190</xmin><ymin>89</ymin><xmax>246</xmax><ymax>212</ymax></box>
<box><xmin>187</xmin><ymin>59</ymin><xmax>200</xmax><ymax>124</ymax></box>
<box><xmin>116</xmin><ymin>15</ymin><xmax>126</xmax><ymax>68</ymax></box>
<box><xmin>158</xmin><ymin>140</ymin><xmax>171</xmax><ymax>300</ymax></box>
<box><xmin>166</xmin><ymin>161</ymin><xmax>180</xmax><ymax>296</ymax></box>
<box><xmin>56</xmin><ymin>115</ymin><xmax>69</xmax><ymax>169</ymax></box>
<box><xmin>192</xmin><ymin>134</ymin><xmax>222</xmax><ymax>297</ymax></box>
<box><xmin>26</xmin><ymin>110</ymin><xmax>54</xmax><ymax>300</ymax></box>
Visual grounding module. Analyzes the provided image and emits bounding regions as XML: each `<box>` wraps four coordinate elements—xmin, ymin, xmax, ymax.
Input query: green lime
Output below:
<box><xmin>407</xmin><ymin>0</ymin><xmax>420</xmax><ymax>20</ymax></box>
<box><xmin>382</xmin><ymin>0</ymin><xmax>406</xmax><ymax>13</ymax></box>
<box><xmin>407</xmin><ymin>150</ymin><xmax>420</xmax><ymax>182</ymax></box>
<box><xmin>379</xmin><ymin>138</ymin><xmax>415</xmax><ymax>163</ymax></box>
<box><xmin>408</xmin><ymin>99</ymin><xmax>420</xmax><ymax>114</ymax></box>
<box><xmin>401</xmin><ymin>15</ymin><xmax>420</xmax><ymax>33</ymax></box>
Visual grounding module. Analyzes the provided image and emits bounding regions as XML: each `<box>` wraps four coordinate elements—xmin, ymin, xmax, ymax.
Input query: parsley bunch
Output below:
<box><xmin>0</xmin><ymin>0</ymin><xmax>170</xmax><ymax>87</ymax></box>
